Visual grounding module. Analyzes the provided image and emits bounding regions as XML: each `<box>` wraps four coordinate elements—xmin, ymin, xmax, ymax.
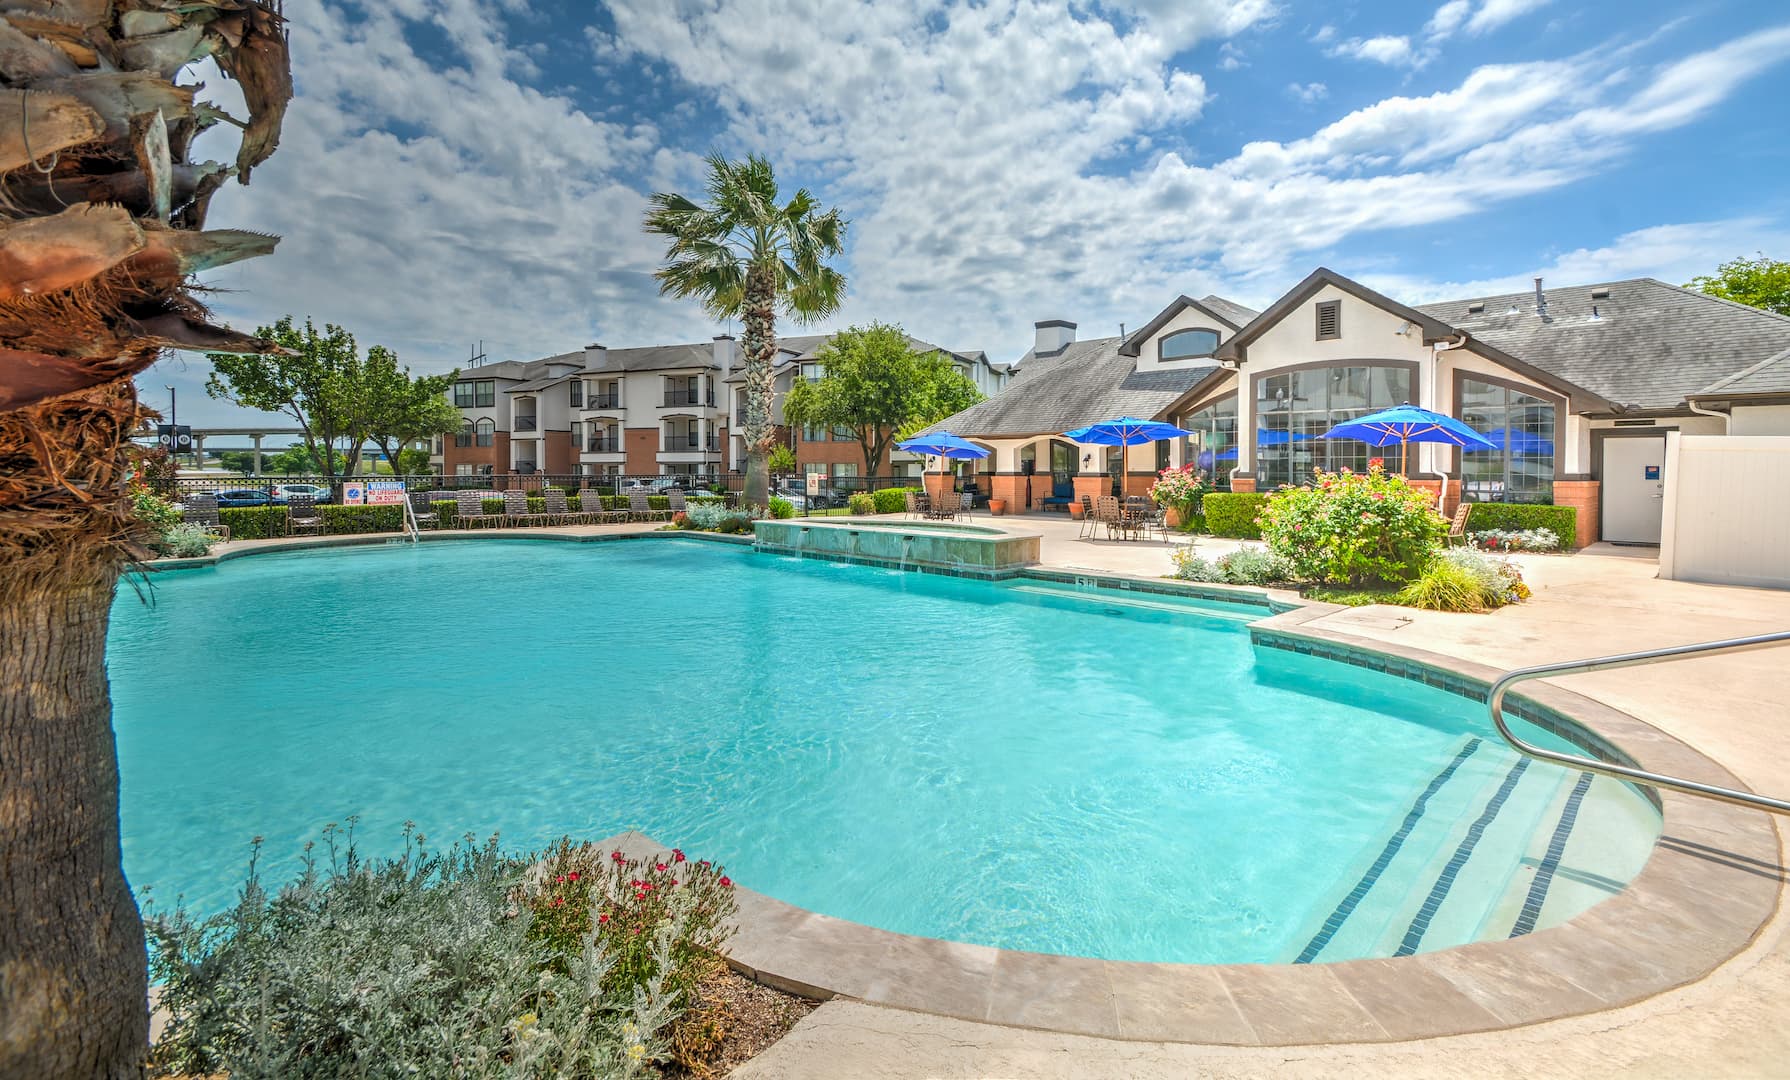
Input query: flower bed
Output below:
<box><xmin>1149</xmin><ymin>464</ymin><xmax>1208</xmax><ymax>532</ymax></box>
<box><xmin>1471</xmin><ymin>527</ymin><xmax>1562</xmax><ymax>553</ymax></box>
<box><xmin>1258</xmin><ymin>463</ymin><xmax>1445</xmax><ymax>585</ymax></box>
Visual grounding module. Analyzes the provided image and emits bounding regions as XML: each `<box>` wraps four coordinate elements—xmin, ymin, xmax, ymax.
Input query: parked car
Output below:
<box><xmin>214</xmin><ymin>488</ymin><xmax>273</xmax><ymax>508</ymax></box>
<box><xmin>270</xmin><ymin>483</ymin><xmax>332</xmax><ymax>504</ymax></box>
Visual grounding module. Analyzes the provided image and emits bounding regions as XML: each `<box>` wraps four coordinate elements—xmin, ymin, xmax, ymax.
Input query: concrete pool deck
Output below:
<box><xmin>145</xmin><ymin>515</ymin><xmax>1790</xmax><ymax>1075</ymax></box>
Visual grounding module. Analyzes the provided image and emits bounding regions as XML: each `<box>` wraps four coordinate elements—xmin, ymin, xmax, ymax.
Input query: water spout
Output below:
<box><xmin>900</xmin><ymin>535</ymin><xmax>913</xmax><ymax>573</ymax></box>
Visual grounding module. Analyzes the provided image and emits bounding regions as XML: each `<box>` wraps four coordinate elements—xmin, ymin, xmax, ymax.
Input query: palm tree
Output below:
<box><xmin>0</xmin><ymin>5</ymin><xmax>292</xmax><ymax>1076</ymax></box>
<box><xmin>644</xmin><ymin>154</ymin><xmax>846</xmax><ymax>508</ymax></box>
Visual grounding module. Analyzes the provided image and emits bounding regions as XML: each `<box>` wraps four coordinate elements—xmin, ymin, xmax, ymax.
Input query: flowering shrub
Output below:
<box><xmin>1149</xmin><ymin>465</ymin><xmax>1208</xmax><ymax>529</ymax></box>
<box><xmin>768</xmin><ymin>496</ymin><xmax>796</xmax><ymax>519</ymax></box>
<box><xmin>519</xmin><ymin>839</ymin><xmax>737</xmax><ymax>1007</ymax></box>
<box><xmin>1471</xmin><ymin>527</ymin><xmax>1560</xmax><ymax>553</ymax></box>
<box><xmin>848</xmin><ymin>492</ymin><xmax>877</xmax><ymax>515</ymax></box>
<box><xmin>1258</xmin><ymin>463</ymin><xmax>1446</xmax><ymax>584</ymax></box>
<box><xmin>1395</xmin><ymin>549</ymin><xmax>1531</xmax><ymax>611</ymax></box>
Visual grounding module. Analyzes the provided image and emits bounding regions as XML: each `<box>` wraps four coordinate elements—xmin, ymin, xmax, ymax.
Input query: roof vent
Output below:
<box><xmin>1506</xmin><ymin>303</ymin><xmax>1521</xmax><ymax>315</ymax></box>
<box><xmin>1589</xmin><ymin>305</ymin><xmax>1602</xmax><ymax>322</ymax></box>
<box><xmin>1467</xmin><ymin>301</ymin><xmax>1485</xmax><ymax>314</ymax></box>
<box><xmin>1533</xmin><ymin>277</ymin><xmax>1547</xmax><ymax>317</ymax></box>
<box><xmin>1590</xmin><ymin>287</ymin><xmax>1611</xmax><ymax>300</ymax></box>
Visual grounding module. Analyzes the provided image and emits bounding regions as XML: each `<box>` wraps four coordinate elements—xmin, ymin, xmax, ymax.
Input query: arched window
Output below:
<box><xmin>454</xmin><ymin>418</ymin><xmax>474</xmax><ymax>448</ymax></box>
<box><xmin>475</xmin><ymin>418</ymin><xmax>495</xmax><ymax>448</ymax></box>
<box><xmin>1160</xmin><ymin>328</ymin><xmax>1221</xmax><ymax>361</ymax></box>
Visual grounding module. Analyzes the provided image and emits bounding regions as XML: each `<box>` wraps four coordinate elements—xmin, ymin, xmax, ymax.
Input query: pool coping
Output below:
<box><xmin>138</xmin><ymin>531</ymin><xmax>1783</xmax><ymax>1046</ymax></box>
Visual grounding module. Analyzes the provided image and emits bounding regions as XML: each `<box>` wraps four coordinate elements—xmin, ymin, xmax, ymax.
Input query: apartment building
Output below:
<box><xmin>434</xmin><ymin>332</ymin><xmax>1009</xmax><ymax>480</ymax></box>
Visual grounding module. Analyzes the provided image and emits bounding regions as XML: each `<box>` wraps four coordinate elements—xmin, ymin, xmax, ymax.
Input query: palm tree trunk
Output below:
<box><xmin>740</xmin><ymin>263</ymin><xmax>778</xmax><ymax>507</ymax></box>
<box><xmin>0</xmin><ymin>390</ymin><xmax>149</xmax><ymax>1079</ymax></box>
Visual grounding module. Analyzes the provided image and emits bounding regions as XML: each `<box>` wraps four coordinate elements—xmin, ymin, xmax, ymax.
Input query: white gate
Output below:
<box><xmin>1602</xmin><ymin>436</ymin><xmax>1666</xmax><ymax>544</ymax></box>
<box><xmin>1659</xmin><ymin>433</ymin><xmax>1790</xmax><ymax>589</ymax></box>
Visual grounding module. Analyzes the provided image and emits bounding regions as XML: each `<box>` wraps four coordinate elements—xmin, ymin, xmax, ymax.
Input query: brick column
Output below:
<box><xmin>1408</xmin><ymin>478</ymin><xmax>1460</xmax><ymax>515</ymax></box>
<box><xmin>1551</xmin><ymin>480</ymin><xmax>1601</xmax><ymax>548</ymax></box>
<box><xmin>1123</xmin><ymin>472</ymin><xmax>1155</xmax><ymax>499</ymax></box>
<box><xmin>1072</xmin><ymin>474</ymin><xmax>1108</xmax><ymax>507</ymax></box>
<box><xmin>1230</xmin><ymin>475</ymin><xmax>1257</xmax><ymax>494</ymax></box>
<box><xmin>989</xmin><ymin>473</ymin><xmax>1026</xmax><ymax>512</ymax></box>
<box><xmin>925</xmin><ymin>471</ymin><xmax>954</xmax><ymax>504</ymax></box>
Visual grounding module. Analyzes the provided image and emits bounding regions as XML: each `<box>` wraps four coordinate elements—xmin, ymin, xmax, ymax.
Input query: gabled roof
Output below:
<box><xmin>931</xmin><ymin>336</ymin><xmax>1216</xmax><ymax>438</ymax></box>
<box><xmin>1118</xmin><ymin>293</ymin><xmax>1258</xmax><ymax>357</ymax></box>
<box><xmin>1216</xmin><ymin>267</ymin><xmax>1458</xmax><ymax>360</ymax></box>
<box><xmin>1418</xmin><ymin>279</ymin><xmax>1790</xmax><ymax>412</ymax></box>
<box><xmin>1692</xmin><ymin>344</ymin><xmax>1790</xmax><ymax>400</ymax></box>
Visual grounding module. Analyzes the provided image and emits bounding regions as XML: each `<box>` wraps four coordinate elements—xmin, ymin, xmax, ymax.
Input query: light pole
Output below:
<box><xmin>164</xmin><ymin>385</ymin><xmax>179</xmax><ymax>466</ymax></box>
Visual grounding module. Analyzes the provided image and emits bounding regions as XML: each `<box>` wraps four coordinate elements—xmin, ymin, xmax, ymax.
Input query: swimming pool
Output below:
<box><xmin>107</xmin><ymin>538</ymin><xmax>1660</xmax><ymax>964</ymax></box>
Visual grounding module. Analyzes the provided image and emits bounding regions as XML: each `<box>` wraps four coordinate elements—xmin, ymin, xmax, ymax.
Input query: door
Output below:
<box><xmin>1602</xmin><ymin>436</ymin><xmax>1666</xmax><ymax>545</ymax></box>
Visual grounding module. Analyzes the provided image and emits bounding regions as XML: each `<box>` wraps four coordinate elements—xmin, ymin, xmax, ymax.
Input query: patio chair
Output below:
<box><xmin>957</xmin><ymin>491</ymin><xmax>974</xmax><ymax>520</ymax></box>
<box><xmin>454</xmin><ymin>490</ymin><xmax>494</xmax><ymax>529</ymax></box>
<box><xmin>286</xmin><ymin>494</ymin><xmax>325</xmax><ymax>535</ymax></box>
<box><xmin>1445</xmin><ymin>502</ymin><xmax>1474</xmax><ymax>548</ymax></box>
<box><xmin>1040</xmin><ymin>479</ymin><xmax>1075</xmax><ymax>513</ymax></box>
<box><xmin>628</xmin><ymin>492</ymin><xmax>670</xmax><ymax>522</ymax></box>
<box><xmin>904</xmin><ymin>490</ymin><xmax>920</xmax><ymax>519</ymax></box>
<box><xmin>1077</xmin><ymin>495</ymin><xmax>1096</xmax><ymax>539</ymax></box>
<box><xmin>1125</xmin><ymin>496</ymin><xmax>1160</xmax><ymax>539</ymax></box>
<box><xmin>406</xmin><ymin>490</ymin><xmax>439</xmax><ymax>530</ymax></box>
<box><xmin>180</xmin><ymin>491</ymin><xmax>231</xmax><ymax>542</ymax></box>
<box><xmin>1094</xmin><ymin>495</ymin><xmax>1125</xmax><ymax>540</ymax></box>
<box><xmin>928</xmin><ymin>492</ymin><xmax>957</xmax><ymax>521</ymax></box>
<box><xmin>501</xmin><ymin>489</ymin><xmax>546</xmax><ymax>527</ymax></box>
<box><xmin>577</xmin><ymin>488</ymin><xmax>627</xmax><ymax>524</ymax></box>
<box><xmin>540</xmin><ymin>488</ymin><xmax>576</xmax><ymax>525</ymax></box>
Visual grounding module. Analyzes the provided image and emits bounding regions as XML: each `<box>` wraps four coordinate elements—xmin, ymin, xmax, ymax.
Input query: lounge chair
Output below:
<box><xmin>180</xmin><ymin>491</ymin><xmax>231</xmax><ymax>541</ymax></box>
<box><xmin>628</xmin><ymin>492</ymin><xmax>669</xmax><ymax>522</ymax></box>
<box><xmin>454</xmin><ymin>490</ymin><xmax>494</xmax><ymax>529</ymax></box>
<box><xmin>501</xmin><ymin>489</ymin><xmax>546</xmax><ymax>527</ymax></box>
<box><xmin>667</xmin><ymin>490</ymin><xmax>688</xmax><ymax>515</ymax></box>
<box><xmin>576</xmin><ymin>489</ymin><xmax>626</xmax><ymax>524</ymax></box>
<box><xmin>540</xmin><ymin>488</ymin><xmax>576</xmax><ymax>525</ymax></box>
<box><xmin>1445</xmin><ymin>502</ymin><xmax>1474</xmax><ymax>548</ymax></box>
<box><xmin>287</xmin><ymin>494</ymin><xmax>325</xmax><ymax>535</ymax></box>
<box><xmin>407</xmin><ymin>490</ymin><xmax>439</xmax><ymax>530</ymax></box>
<box><xmin>1040</xmin><ymin>479</ymin><xmax>1074</xmax><ymax>513</ymax></box>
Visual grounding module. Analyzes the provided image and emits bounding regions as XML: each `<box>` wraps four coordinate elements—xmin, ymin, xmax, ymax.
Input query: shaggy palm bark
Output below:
<box><xmin>739</xmin><ymin>263</ymin><xmax>777</xmax><ymax>508</ymax></box>
<box><xmin>0</xmin><ymin>4</ymin><xmax>291</xmax><ymax>1076</ymax></box>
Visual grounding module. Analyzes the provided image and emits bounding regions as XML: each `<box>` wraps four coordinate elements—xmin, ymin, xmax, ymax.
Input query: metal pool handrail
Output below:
<box><xmin>1487</xmin><ymin>631</ymin><xmax>1790</xmax><ymax>815</ymax></box>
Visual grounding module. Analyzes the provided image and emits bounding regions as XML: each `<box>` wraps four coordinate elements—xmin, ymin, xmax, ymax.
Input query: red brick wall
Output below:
<box><xmin>1409</xmin><ymin>478</ymin><xmax>1461</xmax><ymax>516</ymax></box>
<box><xmin>988</xmin><ymin>473</ymin><xmax>1026</xmax><ymax>512</ymax></box>
<box><xmin>540</xmin><ymin>431</ymin><xmax>573</xmax><ymax>475</ymax></box>
<box><xmin>795</xmin><ymin>432</ymin><xmax>870</xmax><ymax>471</ymax></box>
<box><xmin>1552</xmin><ymin>479</ymin><xmax>1601</xmax><ymax>547</ymax></box>
<box><xmin>1073</xmin><ymin>475</ymin><xmax>1107</xmax><ymax>507</ymax></box>
<box><xmin>625</xmin><ymin>427</ymin><xmax>658</xmax><ymax>474</ymax></box>
<box><xmin>441</xmin><ymin>432</ymin><xmax>509</xmax><ymax>475</ymax></box>
<box><xmin>1231</xmin><ymin>475</ymin><xmax>1257</xmax><ymax>493</ymax></box>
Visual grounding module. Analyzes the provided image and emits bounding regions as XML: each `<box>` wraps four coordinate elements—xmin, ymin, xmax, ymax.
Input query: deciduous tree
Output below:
<box><xmin>1687</xmin><ymin>254</ymin><xmax>1790</xmax><ymax>317</ymax></box>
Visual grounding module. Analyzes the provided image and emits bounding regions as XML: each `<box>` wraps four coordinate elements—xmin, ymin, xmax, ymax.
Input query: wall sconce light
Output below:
<box><xmin>1082</xmin><ymin>453</ymin><xmax>1092</xmax><ymax>466</ymax></box>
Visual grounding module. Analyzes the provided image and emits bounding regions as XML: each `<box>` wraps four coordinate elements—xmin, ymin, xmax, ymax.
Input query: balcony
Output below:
<box><xmin>661</xmin><ymin>432</ymin><xmax>719</xmax><ymax>453</ymax></box>
<box><xmin>589</xmin><ymin>394</ymin><xmax>621</xmax><ymax>409</ymax></box>
<box><xmin>584</xmin><ymin>437</ymin><xmax>625</xmax><ymax>454</ymax></box>
<box><xmin>662</xmin><ymin>391</ymin><xmax>715</xmax><ymax>409</ymax></box>
<box><xmin>514</xmin><ymin>415</ymin><xmax>538</xmax><ymax>432</ymax></box>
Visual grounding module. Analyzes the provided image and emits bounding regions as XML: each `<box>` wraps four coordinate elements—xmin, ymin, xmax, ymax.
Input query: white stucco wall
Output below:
<box><xmin>1132</xmin><ymin>303</ymin><xmax>1238</xmax><ymax>375</ymax></box>
<box><xmin>1732</xmin><ymin>404</ymin><xmax>1790</xmax><ymax>435</ymax></box>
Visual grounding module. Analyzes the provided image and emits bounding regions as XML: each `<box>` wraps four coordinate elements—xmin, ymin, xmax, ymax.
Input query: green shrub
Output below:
<box><xmin>872</xmin><ymin>487</ymin><xmax>920</xmax><ymax>514</ymax></box>
<box><xmin>1465</xmin><ymin>502</ymin><xmax>1577</xmax><ymax>546</ymax></box>
<box><xmin>156</xmin><ymin>524</ymin><xmax>217</xmax><ymax>558</ymax></box>
<box><xmin>1169</xmin><ymin>544</ymin><xmax>1290</xmax><ymax>585</ymax></box>
<box><xmin>1201</xmin><ymin>492</ymin><xmax>1268</xmax><ymax>538</ymax></box>
<box><xmin>1395</xmin><ymin>558</ymin><xmax>1490</xmax><ymax>611</ymax></box>
<box><xmin>1170</xmin><ymin>547</ymin><xmax>1222</xmax><ymax>582</ymax></box>
<box><xmin>683</xmin><ymin>502</ymin><xmax>755</xmax><ymax>532</ymax></box>
<box><xmin>130</xmin><ymin>485</ymin><xmax>181</xmax><ymax>534</ymax></box>
<box><xmin>1258</xmin><ymin>464</ymin><xmax>1446</xmax><ymax>584</ymax></box>
<box><xmin>218</xmin><ymin>505</ymin><xmax>286</xmax><ymax>539</ymax></box>
<box><xmin>145</xmin><ymin>825</ymin><xmax>705</xmax><ymax>1077</ymax></box>
<box><xmin>848</xmin><ymin>492</ymin><xmax>876</xmax><ymax>515</ymax></box>
<box><xmin>1438</xmin><ymin>548</ymin><xmax>1531</xmax><ymax>606</ymax></box>
<box><xmin>768</xmin><ymin>496</ymin><xmax>795</xmax><ymax>519</ymax></box>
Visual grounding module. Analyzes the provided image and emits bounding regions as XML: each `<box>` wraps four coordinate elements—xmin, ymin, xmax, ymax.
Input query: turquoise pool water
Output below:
<box><xmin>107</xmin><ymin>539</ymin><xmax>1659</xmax><ymax>964</ymax></box>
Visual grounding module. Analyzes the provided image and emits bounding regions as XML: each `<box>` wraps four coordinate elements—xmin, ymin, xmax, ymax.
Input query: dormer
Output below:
<box><xmin>1119</xmin><ymin>294</ymin><xmax>1250</xmax><ymax>374</ymax></box>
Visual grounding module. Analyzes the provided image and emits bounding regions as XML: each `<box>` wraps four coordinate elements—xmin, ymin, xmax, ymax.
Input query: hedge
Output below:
<box><xmin>871</xmin><ymin>487</ymin><xmax>922</xmax><ymax>514</ymax></box>
<box><xmin>1201</xmin><ymin>492</ymin><xmax>1268</xmax><ymax>539</ymax></box>
<box><xmin>1465</xmin><ymin>502</ymin><xmax>1577</xmax><ymax>545</ymax></box>
<box><xmin>217</xmin><ymin>495</ymin><xmax>699</xmax><ymax>537</ymax></box>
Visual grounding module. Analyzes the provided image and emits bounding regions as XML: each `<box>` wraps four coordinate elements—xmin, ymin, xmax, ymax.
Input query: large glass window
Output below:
<box><xmin>1181</xmin><ymin>395</ymin><xmax>1238</xmax><ymax>490</ymax></box>
<box><xmin>1160</xmin><ymin>328</ymin><xmax>1220</xmax><ymax>361</ymax></box>
<box><xmin>1255</xmin><ymin>364</ymin><xmax>1412</xmax><ymax>487</ymax></box>
<box><xmin>1459</xmin><ymin>377</ymin><xmax>1556</xmax><ymax>504</ymax></box>
<box><xmin>454</xmin><ymin>380</ymin><xmax>495</xmax><ymax>408</ymax></box>
<box><xmin>474</xmin><ymin>418</ymin><xmax>495</xmax><ymax>448</ymax></box>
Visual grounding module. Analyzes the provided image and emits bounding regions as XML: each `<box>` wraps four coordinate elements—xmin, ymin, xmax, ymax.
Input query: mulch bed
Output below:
<box><xmin>662</xmin><ymin>967</ymin><xmax>817</xmax><ymax>1077</ymax></box>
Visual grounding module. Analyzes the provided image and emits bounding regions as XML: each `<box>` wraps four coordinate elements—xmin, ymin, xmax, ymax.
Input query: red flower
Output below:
<box><xmin>672</xmin><ymin>849</ymin><xmax>686</xmax><ymax>863</ymax></box>
<box><xmin>598</xmin><ymin>913</ymin><xmax>609</xmax><ymax>925</ymax></box>
<box><xmin>655</xmin><ymin>862</ymin><xmax>667</xmax><ymax>871</ymax></box>
<box><xmin>551</xmin><ymin>896</ymin><xmax>564</xmax><ymax>908</ymax></box>
<box><xmin>635</xmin><ymin>889</ymin><xmax>646</xmax><ymax>899</ymax></box>
<box><xmin>611</xmin><ymin>851</ymin><xmax>625</xmax><ymax>863</ymax></box>
<box><xmin>568</xmin><ymin>871</ymin><xmax>579</xmax><ymax>882</ymax></box>
<box><xmin>697</xmin><ymin>860</ymin><xmax>711</xmax><ymax>869</ymax></box>
<box><xmin>555</xmin><ymin>874</ymin><xmax>566</xmax><ymax>884</ymax></box>
<box><xmin>719</xmin><ymin>876</ymin><xmax>733</xmax><ymax>888</ymax></box>
<box><xmin>669</xmin><ymin>879</ymin><xmax>678</xmax><ymax>887</ymax></box>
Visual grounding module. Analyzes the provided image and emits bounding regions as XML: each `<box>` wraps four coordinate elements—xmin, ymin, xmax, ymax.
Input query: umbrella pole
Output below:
<box><xmin>1400</xmin><ymin>438</ymin><xmax>1407</xmax><ymax>476</ymax></box>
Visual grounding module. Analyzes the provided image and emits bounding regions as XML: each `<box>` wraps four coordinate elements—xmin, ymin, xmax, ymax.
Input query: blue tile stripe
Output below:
<box><xmin>1509</xmin><ymin>770</ymin><xmax>1596</xmax><ymax>938</ymax></box>
<box><xmin>1394</xmin><ymin>756</ymin><xmax>1532</xmax><ymax>957</ymax></box>
<box><xmin>1294</xmin><ymin>738</ymin><xmax>1482</xmax><ymax>964</ymax></box>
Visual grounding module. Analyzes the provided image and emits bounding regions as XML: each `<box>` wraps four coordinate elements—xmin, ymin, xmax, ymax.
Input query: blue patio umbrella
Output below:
<box><xmin>1468</xmin><ymin>428</ymin><xmax>1554</xmax><ymax>456</ymax></box>
<box><xmin>1320</xmin><ymin>403</ymin><xmax>1497</xmax><ymax>474</ymax></box>
<box><xmin>1061</xmin><ymin>416</ymin><xmax>1195</xmax><ymax>490</ymax></box>
<box><xmin>896</xmin><ymin>431</ymin><xmax>990</xmax><ymax>483</ymax></box>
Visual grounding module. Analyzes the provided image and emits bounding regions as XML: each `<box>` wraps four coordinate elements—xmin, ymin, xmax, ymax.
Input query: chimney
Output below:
<box><xmin>584</xmin><ymin>342</ymin><xmax>607</xmax><ymax>369</ymax></box>
<box><xmin>1034</xmin><ymin>319</ymin><xmax>1076</xmax><ymax>355</ymax></box>
<box><xmin>713</xmin><ymin>334</ymin><xmax>735</xmax><ymax>382</ymax></box>
<box><xmin>1533</xmin><ymin>278</ymin><xmax>1547</xmax><ymax>318</ymax></box>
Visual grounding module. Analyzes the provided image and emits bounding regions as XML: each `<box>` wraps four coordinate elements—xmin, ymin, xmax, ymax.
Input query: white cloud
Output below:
<box><xmin>1286</xmin><ymin>81</ymin><xmax>1328</xmax><ymax>104</ymax></box>
<box><xmin>1462</xmin><ymin>0</ymin><xmax>1553</xmax><ymax>36</ymax></box>
<box><xmin>1324</xmin><ymin>33</ymin><xmax>1418</xmax><ymax>67</ymax></box>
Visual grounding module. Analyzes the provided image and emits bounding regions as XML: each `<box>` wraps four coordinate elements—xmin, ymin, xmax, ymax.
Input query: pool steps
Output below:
<box><xmin>1293</xmin><ymin>736</ymin><xmax>1634</xmax><ymax>962</ymax></box>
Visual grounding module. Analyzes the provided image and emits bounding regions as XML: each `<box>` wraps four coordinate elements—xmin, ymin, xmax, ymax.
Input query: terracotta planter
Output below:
<box><xmin>1069</xmin><ymin>502</ymin><xmax>1085</xmax><ymax>520</ymax></box>
<box><xmin>1165</xmin><ymin>506</ymin><xmax>1182</xmax><ymax>528</ymax></box>
<box><xmin>989</xmin><ymin>498</ymin><xmax>1008</xmax><ymax>516</ymax></box>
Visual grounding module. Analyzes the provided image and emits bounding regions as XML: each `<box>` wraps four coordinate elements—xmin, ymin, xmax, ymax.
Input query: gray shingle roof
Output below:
<box><xmin>1696</xmin><ymin>344</ymin><xmax>1790</xmax><ymax>398</ymax></box>
<box><xmin>931</xmin><ymin>336</ymin><xmax>1215</xmax><ymax>438</ymax></box>
<box><xmin>1417</xmin><ymin>279</ymin><xmax>1790</xmax><ymax>411</ymax></box>
<box><xmin>1197</xmin><ymin>293</ymin><xmax>1260</xmax><ymax>328</ymax></box>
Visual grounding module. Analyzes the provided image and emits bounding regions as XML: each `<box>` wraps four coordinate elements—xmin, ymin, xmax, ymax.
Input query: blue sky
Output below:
<box><xmin>150</xmin><ymin>0</ymin><xmax>1790</xmax><ymax>426</ymax></box>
